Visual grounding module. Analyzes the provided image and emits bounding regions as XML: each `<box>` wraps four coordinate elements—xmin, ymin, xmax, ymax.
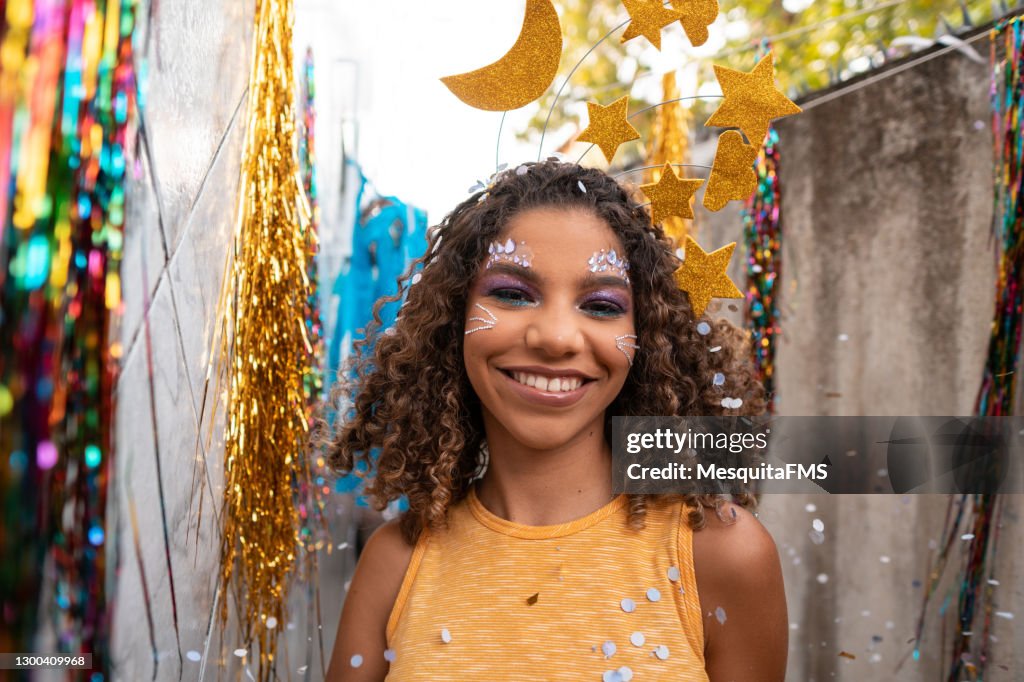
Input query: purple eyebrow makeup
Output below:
<box><xmin>465</xmin><ymin>302</ymin><xmax>499</xmax><ymax>335</ymax></box>
<box><xmin>486</xmin><ymin>238</ymin><xmax>534</xmax><ymax>270</ymax></box>
<box><xmin>615</xmin><ymin>334</ymin><xmax>639</xmax><ymax>367</ymax></box>
<box><xmin>588</xmin><ymin>248</ymin><xmax>630</xmax><ymax>285</ymax></box>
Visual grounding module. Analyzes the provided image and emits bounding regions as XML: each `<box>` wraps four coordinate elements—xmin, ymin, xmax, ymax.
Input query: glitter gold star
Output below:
<box><xmin>705</xmin><ymin>52</ymin><xmax>802</xmax><ymax>146</ymax></box>
<box><xmin>703</xmin><ymin>130</ymin><xmax>758</xmax><ymax>212</ymax></box>
<box><xmin>640</xmin><ymin>163</ymin><xmax>704</xmax><ymax>223</ymax></box>
<box><xmin>670</xmin><ymin>0</ymin><xmax>718</xmax><ymax>48</ymax></box>
<box><xmin>674</xmin><ymin>236</ymin><xmax>743</xmax><ymax>318</ymax></box>
<box><xmin>621</xmin><ymin>0</ymin><xmax>683</xmax><ymax>50</ymax></box>
<box><xmin>577</xmin><ymin>96</ymin><xmax>641</xmax><ymax>163</ymax></box>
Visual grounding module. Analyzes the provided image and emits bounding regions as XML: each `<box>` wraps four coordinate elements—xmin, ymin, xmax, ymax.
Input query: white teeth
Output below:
<box><xmin>509</xmin><ymin>372</ymin><xmax>583</xmax><ymax>392</ymax></box>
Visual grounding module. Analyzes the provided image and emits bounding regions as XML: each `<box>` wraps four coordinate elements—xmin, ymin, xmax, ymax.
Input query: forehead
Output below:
<box><xmin>497</xmin><ymin>207</ymin><xmax>623</xmax><ymax>268</ymax></box>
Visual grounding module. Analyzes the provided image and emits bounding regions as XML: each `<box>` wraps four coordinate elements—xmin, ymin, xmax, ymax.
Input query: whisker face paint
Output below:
<box><xmin>616</xmin><ymin>333</ymin><xmax>639</xmax><ymax>366</ymax></box>
<box><xmin>465</xmin><ymin>302</ymin><xmax>499</xmax><ymax>335</ymax></box>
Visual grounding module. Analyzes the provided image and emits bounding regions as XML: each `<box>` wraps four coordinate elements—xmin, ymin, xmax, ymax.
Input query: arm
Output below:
<box><xmin>692</xmin><ymin>502</ymin><xmax>788</xmax><ymax>682</ymax></box>
<box><xmin>325</xmin><ymin>519</ymin><xmax>414</xmax><ymax>682</ymax></box>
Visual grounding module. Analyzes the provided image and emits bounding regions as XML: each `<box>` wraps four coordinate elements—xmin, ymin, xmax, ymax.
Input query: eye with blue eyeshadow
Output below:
<box><xmin>490</xmin><ymin>287</ymin><xmax>536</xmax><ymax>306</ymax></box>
<box><xmin>580</xmin><ymin>290</ymin><xmax>631</xmax><ymax>317</ymax></box>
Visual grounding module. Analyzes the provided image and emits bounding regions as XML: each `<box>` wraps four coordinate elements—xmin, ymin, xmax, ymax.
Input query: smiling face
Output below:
<box><xmin>463</xmin><ymin>206</ymin><xmax>636</xmax><ymax>452</ymax></box>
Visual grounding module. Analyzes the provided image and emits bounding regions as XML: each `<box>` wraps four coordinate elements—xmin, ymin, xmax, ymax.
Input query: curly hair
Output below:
<box><xmin>320</xmin><ymin>160</ymin><xmax>766</xmax><ymax>544</ymax></box>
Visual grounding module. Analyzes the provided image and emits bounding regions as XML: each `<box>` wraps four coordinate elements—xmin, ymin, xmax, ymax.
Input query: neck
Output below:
<box><xmin>475</xmin><ymin>415</ymin><xmax>615</xmax><ymax>526</ymax></box>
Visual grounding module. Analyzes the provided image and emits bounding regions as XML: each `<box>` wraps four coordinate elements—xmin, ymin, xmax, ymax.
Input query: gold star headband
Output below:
<box><xmin>439</xmin><ymin>0</ymin><xmax>801</xmax><ymax>318</ymax></box>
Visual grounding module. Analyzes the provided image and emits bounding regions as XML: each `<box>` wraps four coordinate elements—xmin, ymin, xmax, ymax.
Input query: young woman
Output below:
<box><xmin>323</xmin><ymin>160</ymin><xmax>787</xmax><ymax>681</ymax></box>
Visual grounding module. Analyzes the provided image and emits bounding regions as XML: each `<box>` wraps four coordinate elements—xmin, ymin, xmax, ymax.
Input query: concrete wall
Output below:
<box><xmin>700</xmin><ymin>43</ymin><xmax>1022</xmax><ymax>681</ymax></box>
<box><xmin>109</xmin><ymin>0</ymin><xmax>354</xmax><ymax>678</ymax></box>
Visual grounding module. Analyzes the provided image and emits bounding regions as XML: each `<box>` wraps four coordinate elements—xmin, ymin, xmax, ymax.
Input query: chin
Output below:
<box><xmin>500</xmin><ymin>415</ymin><xmax>600</xmax><ymax>451</ymax></box>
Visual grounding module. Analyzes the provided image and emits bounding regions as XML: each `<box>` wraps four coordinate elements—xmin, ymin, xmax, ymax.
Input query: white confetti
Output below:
<box><xmin>709</xmin><ymin>345</ymin><xmax>722</xmax><ymax>352</ymax></box>
<box><xmin>620</xmin><ymin>598</ymin><xmax>636</xmax><ymax>613</ymax></box>
<box><xmin>812</xmin><ymin>519</ymin><xmax>824</xmax><ymax>532</ymax></box>
<box><xmin>805</xmin><ymin>503</ymin><xmax>817</xmax><ymax>512</ymax></box>
<box><xmin>603</xmin><ymin>671</ymin><xmax>621</xmax><ymax>682</ymax></box>
<box><xmin>988</xmin><ymin>579</ymin><xmax>1000</xmax><ymax>586</ymax></box>
<box><xmin>715</xmin><ymin>606</ymin><xmax>727</xmax><ymax>624</ymax></box>
<box><xmin>618</xmin><ymin>666</ymin><xmax>634</xmax><ymax>681</ymax></box>
<box><xmin>880</xmin><ymin>555</ymin><xmax>891</xmax><ymax>564</ymax></box>
<box><xmin>817</xmin><ymin>573</ymin><xmax>829</xmax><ymax>584</ymax></box>
<box><xmin>697</xmin><ymin>322</ymin><xmax>712</xmax><ymax>335</ymax></box>
<box><xmin>885</xmin><ymin>621</ymin><xmax>895</xmax><ymax>630</ymax></box>
<box><xmin>234</xmin><ymin>649</ymin><xmax>247</xmax><ymax>658</ymax></box>
<box><xmin>384</xmin><ymin>649</ymin><xmax>397</xmax><ymax>662</ymax></box>
<box><xmin>265</xmin><ymin>616</ymin><xmax>277</xmax><ymax>629</ymax></box>
<box><xmin>186</xmin><ymin>651</ymin><xmax>201</xmax><ymax>662</ymax></box>
<box><xmin>869</xmin><ymin>653</ymin><xmax>882</xmax><ymax>663</ymax></box>
<box><xmin>350</xmin><ymin>655</ymin><xmax>363</xmax><ymax>668</ymax></box>
<box><xmin>602</xmin><ymin>640</ymin><xmax>617</xmax><ymax>658</ymax></box>
<box><xmin>578</xmin><ymin>180</ymin><xmax>587</xmax><ymax>193</ymax></box>
<box><xmin>516</xmin><ymin>164</ymin><xmax>529</xmax><ymax>175</ymax></box>
<box><xmin>838</xmin><ymin>333</ymin><xmax>849</xmax><ymax>341</ymax></box>
<box><xmin>245</xmin><ymin>667</ymin><xmax>255</xmax><ymax>681</ymax></box>
<box><xmin>653</xmin><ymin>645</ymin><xmax>670</xmax><ymax>660</ymax></box>
<box><xmin>962</xmin><ymin>533</ymin><xmax>975</xmax><ymax>540</ymax></box>
<box><xmin>790</xmin><ymin>622</ymin><xmax>799</xmax><ymax>630</ymax></box>
<box><xmin>441</xmin><ymin>628</ymin><xmax>452</xmax><ymax>643</ymax></box>
<box><xmin>646</xmin><ymin>588</ymin><xmax>661</xmax><ymax>602</ymax></box>
<box><xmin>809</xmin><ymin>530</ymin><xmax>825</xmax><ymax>545</ymax></box>
<box><xmin>410</xmin><ymin>273</ymin><xmax>422</xmax><ymax>285</ymax></box>
<box><xmin>297</xmin><ymin>665</ymin><xmax>308</xmax><ymax>674</ymax></box>
<box><xmin>995</xmin><ymin>611</ymin><xmax>1015</xmax><ymax>620</ymax></box>
<box><xmin>630</xmin><ymin>632</ymin><xmax>645</xmax><ymax>647</ymax></box>
<box><xmin>712</xmin><ymin>372</ymin><xmax>725</xmax><ymax>386</ymax></box>
<box><xmin>667</xmin><ymin>566</ymin><xmax>680</xmax><ymax>582</ymax></box>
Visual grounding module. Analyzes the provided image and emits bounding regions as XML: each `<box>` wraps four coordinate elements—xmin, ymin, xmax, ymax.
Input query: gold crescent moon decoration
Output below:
<box><xmin>440</xmin><ymin>0</ymin><xmax>563</xmax><ymax>112</ymax></box>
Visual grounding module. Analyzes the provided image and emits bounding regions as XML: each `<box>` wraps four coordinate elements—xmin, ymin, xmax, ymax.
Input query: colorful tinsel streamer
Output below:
<box><xmin>0</xmin><ymin>0</ymin><xmax>136</xmax><ymax>676</ymax></box>
<box><xmin>742</xmin><ymin>126</ymin><xmax>782</xmax><ymax>413</ymax></box>
<box><xmin>907</xmin><ymin>18</ymin><xmax>1020</xmax><ymax>681</ymax></box>
<box><xmin>215</xmin><ymin>0</ymin><xmax>313</xmax><ymax>678</ymax></box>
<box><xmin>643</xmin><ymin>71</ymin><xmax>693</xmax><ymax>246</ymax></box>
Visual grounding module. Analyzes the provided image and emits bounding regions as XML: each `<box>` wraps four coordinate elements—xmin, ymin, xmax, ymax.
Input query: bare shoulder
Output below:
<box><xmin>692</xmin><ymin>502</ymin><xmax>788</xmax><ymax>682</ymax></box>
<box><xmin>692</xmin><ymin>502</ymin><xmax>779</xmax><ymax>575</ymax></box>
<box><xmin>325</xmin><ymin>518</ymin><xmax>417</xmax><ymax>682</ymax></box>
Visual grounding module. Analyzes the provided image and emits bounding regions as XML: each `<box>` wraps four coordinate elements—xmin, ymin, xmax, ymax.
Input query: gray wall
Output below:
<box><xmin>110</xmin><ymin>1</ymin><xmax>352</xmax><ymax>679</ymax></box>
<box><xmin>700</xmin><ymin>44</ymin><xmax>1022</xmax><ymax>681</ymax></box>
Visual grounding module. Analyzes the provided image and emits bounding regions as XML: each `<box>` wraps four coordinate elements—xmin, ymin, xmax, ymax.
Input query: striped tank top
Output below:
<box><xmin>385</xmin><ymin>489</ymin><xmax>708</xmax><ymax>681</ymax></box>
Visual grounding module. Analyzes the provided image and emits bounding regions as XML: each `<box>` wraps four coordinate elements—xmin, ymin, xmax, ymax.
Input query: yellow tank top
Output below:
<box><xmin>385</xmin><ymin>489</ymin><xmax>708</xmax><ymax>681</ymax></box>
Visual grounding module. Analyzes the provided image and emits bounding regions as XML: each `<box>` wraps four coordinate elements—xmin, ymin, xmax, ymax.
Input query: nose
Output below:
<box><xmin>524</xmin><ymin>306</ymin><xmax>585</xmax><ymax>358</ymax></box>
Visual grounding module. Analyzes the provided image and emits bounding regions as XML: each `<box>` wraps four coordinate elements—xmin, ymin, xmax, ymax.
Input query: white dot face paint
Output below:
<box><xmin>485</xmin><ymin>238</ymin><xmax>535</xmax><ymax>270</ymax></box>
<box><xmin>588</xmin><ymin>248</ymin><xmax>630</xmax><ymax>284</ymax></box>
<box><xmin>464</xmin><ymin>302</ymin><xmax>498</xmax><ymax>336</ymax></box>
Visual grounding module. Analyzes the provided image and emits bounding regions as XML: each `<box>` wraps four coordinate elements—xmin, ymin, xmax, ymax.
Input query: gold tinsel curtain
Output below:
<box><xmin>215</xmin><ymin>0</ymin><xmax>313</xmax><ymax>677</ymax></box>
<box><xmin>644</xmin><ymin>71</ymin><xmax>693</xmax><ymax>246</ymax></box>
